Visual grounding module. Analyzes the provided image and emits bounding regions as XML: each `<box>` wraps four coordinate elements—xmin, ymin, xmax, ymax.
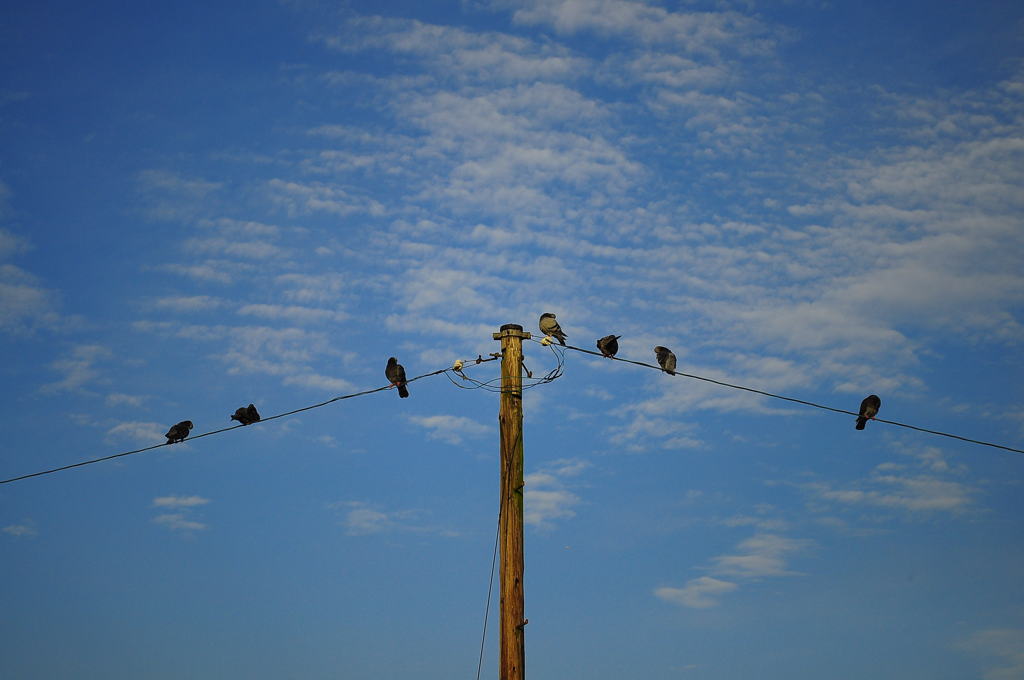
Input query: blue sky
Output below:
<box><xmin>2</xmin><ymin>0</ymin><xmax>1023</xmax><ymax>678</ymax></box>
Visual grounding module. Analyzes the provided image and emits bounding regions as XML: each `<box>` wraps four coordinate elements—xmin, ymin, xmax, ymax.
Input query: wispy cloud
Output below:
<box><xmin>656</xmin><ymin>531</ymin><xmax>809</xmax><ymax>609</ymax></box>
<box><xmin>153</xmin><ymin>513</ymin><xmax>208</xmax><ymax>532</ymax></box>
<box><xmin>40</xmin><ymin>344</ymin><xmax>112</xmax><ymax>393</ymax></box>
<box><xmin>500</xmin><ymin>0</ymin><xmax>780</xmax><ymax>58</ymax></box>
<box><xmin>957</xmin><ymin>628</ymin><xmax>1024</xmax><ymax>680</ymax></box>
<box><xmin>237</xmin><ymin>303</ymin><xmax>348</xmax><ymax>324</ymax></box>
<box><xmin>710</xmin><ymin>533</ymin><xmax>808</xmax><ymax>579</ymax></box>
<box><xmin>152</xmin><ymin>495</ymin><xmax>210</xmax><ymax>508</ymax></box>
<box><xmin>655</xmin><ymin>576</ymin><xmax>738</xmax><ymax>609</ymax></box>
<box><xmin>333</xmin><ymin>501</ymin><xmax>458</xmax><ymax>537</ymax></box>
<box><xmin>3</xmin><ymin>521</ymin><xmax>38</xmax><ymax>538</ymax></box>
<box><xmin>133</xmin><ymin>320</ymin><xmax>351</xmax><ymax>392</ymax></box>
<box><xmin>282</xmin><ymin>372</ymin><xmax>355</xmax><ymax>393</ymax></box>
<box><xmin>407</xmin><ymin>414</ymin><xmax>489</xmax><ymax>445</ymax></box>
<box><xmin>0</xmin><ymin>263</ymin><xmax>60</xmax><ymax>335</ymax></box>
<box><xmin>137</xmin><ymin>169</ymin><xmax>222</xmax><ymax>221</ymax></box>
<box><xmin>107</xmin><ymin>421</ymin><xmax>166</xmax><ymax>444</ymax></box>
<box><xmin>322</xmin><ymin>16</ymin><xmax>589</xmax><ymax>85</ymax></box>
<box><xmin>0</xmin><ymin>227</ymin><xmax>29</xmax><ymax>258</ymax></box>
<box><xmin>105</xmin><ymin>393</ymin><xmax>148</xmax><ymax>408</ymax></box>
<box><xmin>152</xmin><ymin>495</ymin><xmax>210</xmax><ymax>532</ymax></box>
<box><xmin>524</xmin><ymin>458</ymin><xmax>589</xmax><ymax>529</ymax></box>
<box><xmin>157</xmin><ymin>262</ymin><xmax>234</xmax><ymax>284</ymax></box>
<box><xmin>153</xmin><ymin>295</ymin><xmax>224</xmax><ymax>312</ymax></box>
<box><xmin>801</xmin><ymin>447</ymin><xmax>976</xmax><ymax>517</ymax></box>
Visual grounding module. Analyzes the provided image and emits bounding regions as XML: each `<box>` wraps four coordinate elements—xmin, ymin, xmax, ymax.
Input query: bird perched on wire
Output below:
<box><xmin>539</xmin><ymin>313</ymin><xmax>567</xmax><ymax>345</ymax></box>
<box><xmin>386</xmin><ymin>357</ymin><xmax>409</xmax><ymax>398</ymax></box>
<box><xmin>654</xmin><ymin>346</ymin><xmax>677</xmax><ymax>375</ymax></box>
<box><xmin>230</xmin><ymin>403</ymin><xmax>261</xmax><ymax>426</ymax></box>
<box><xmin>856</xmin><ymin>394</ymin><xmax>881</xmax><ymax>430</ymax></box>
<box><xmin>596</xmin><ymin>335</ymin><xmax>621</xmax><ymax>358</ymax></box>
<box><xmin>165</xmin><ymin>420</ymin><xmax>193</xmax><ymax>444</ymax></box>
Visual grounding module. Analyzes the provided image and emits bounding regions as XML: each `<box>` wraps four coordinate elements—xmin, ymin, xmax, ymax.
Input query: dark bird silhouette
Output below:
<box><xmin>596</xmin><ymin>335</ymin><xmax>621</xmax><ymax>358</ymax></box>
<box><xmin>231</xmin><ymin>403</ymin><xmax>261</xmax><ymax>426</ymax></box>
<box><xmin>539</xmin><ymin>313</ymin><xmax>567</xmax><ymax>345</ymax></box>
<box><xmin>386</xmin><ymin>357</ymin><xmax>409</xmax><ymax>398</ymax></box>
<box><xmin>654</xmin><ymin>346</ymin><xmax>677</xmax><ymax>375</ymax></box>
<box><xmin>856</xmin><ymin>394</ymin><xmax>881</xmax><ymax>430</ymax></box>
<box><xmin>165</xmin><ymin>420</ymin><xmax>194</xmax><ymax>443</ymax></box>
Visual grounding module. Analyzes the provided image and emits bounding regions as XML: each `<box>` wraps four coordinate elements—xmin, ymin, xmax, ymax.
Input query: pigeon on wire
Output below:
<box><xmin>231</xmin><ymin>403</ymin><xmax>261</xmax><ymax>426</ymax></box>
<box><xmin>596</xmin><ymin>335</ymin><xmax>621</xmax><ymax>358</ymax></box>
<box><xmin>386</xmin><ymin>357</ymin><xmax>410</xmax><ymax>398</ymax></box>
<box><xmin>856</xmin><ymin>394</ymin><xmax>881</xmax><ymax>430</ymax></box>
<box><xmin>539</xmin><ymin>313</ymin><xmax>567</xmax><ymax>345</ymax></box>
<box><xmin>654</xmin><ymin>346</ymin><xmax>677</xmax><ymax>375</ymax></box>
<box><xmin>165</xmin><ymin>420</ymin><xmax>194</xmax><ymax>443</ymax></box>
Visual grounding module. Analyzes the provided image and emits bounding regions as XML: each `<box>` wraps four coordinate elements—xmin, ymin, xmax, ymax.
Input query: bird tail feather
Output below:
<box><xmin>856</xmin><ymin>416</ymin><xmax>867</xmax><ymax>430</ymax></box>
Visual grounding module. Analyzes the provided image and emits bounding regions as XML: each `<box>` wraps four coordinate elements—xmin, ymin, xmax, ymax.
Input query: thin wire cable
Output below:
<box><xmin>0</xmin><ymin>356</ymin><xmax>502</xmax><ymax>486</ymax></box>
<box><xmin>535</xmin><ymin>338</ymin><xmax>1024</xmax><ymax>456</ymax></box>
<box><xmin>475</xmin><ymin>506</ymin><xmax>501</xmax><ymax>680</ymax></box>
<box><xmin>447</xmin><ymin>344</ymin><xmax>563</xmax><ymax>394</ymax></box>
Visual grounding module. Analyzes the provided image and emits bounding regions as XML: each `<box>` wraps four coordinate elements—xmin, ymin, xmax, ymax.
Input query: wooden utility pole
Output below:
<box><xmin>493</xmin><ymin>324</ymin><xmax>530</xmax><ymax>680</ymax></box>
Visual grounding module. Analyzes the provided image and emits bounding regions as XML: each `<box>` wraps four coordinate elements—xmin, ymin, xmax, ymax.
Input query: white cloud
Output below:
<box><xmin>185</xmin><ymin>237</ymin><xmax>288</xmax><ymax>260</ymax></box>
<box><xmin>3</xmin><ymin>522</ymin><xmax>37</xmax><ymax>538</ymax></box>
<box><xmin>0</xmin><ymin>227</ymin><xmax>29</xmax><ymax>258</ymax></box>
<box><xmin>0</xmin><ymin>264</ymin><xmax>59</xmax><ymax>335</ymax></box>
<box><xmin>266</xmin><ymin>179</ymin><xmax>385</xmax><ymax>218</ymax></box>
<box><xmin>106</xmin><ymin>393</ymin><xmax>148</xmax><ymax>407</ymax></box>
<box><xmin>657</xmin><ymin>531</ymin><xmax>808</xmax><ymax>608</ymax></box>
<box><xmin>524</xmin><ymin>458</ymin><xmax>589</xmax><ymax>529</ymax></box>
<box><xmin>711</xmin><ymin>533</ymin><xmax>807</xmax><ymax>579</ymax></box>
<box><xmin>804</xmin><ymin>449</ymin><xmax>976</xmax><ymax>517</ymax></box>
<box><xmin>157</xmin><ymin>262</ymin><xmax>233</xmax><ymax>283</ymax></box>
<box><xmin>608</xmin><ymin>413</ymin><xmax>702</xmax><ymax>452</ymax></box>
<box><xmin>152</xmin><ymin>495</ymin><xmax>210</xmax><ymax>532</ymax></box>
<box><xmin>133</xmin><ymin>320</ymin><xmax>349</xmax><ymax>393</ymax></box>
<box><xmin>40</xmin><ymin>344</ymin><xmax>112</xmax><ymax>393</ymax></box>
<box><xmin>153</xmin><ymin>513</ymin><xmax>208</xmax><ymax>532</ymax></box>
<box><xmin>152</xmin><ymin>495</ymin><xmax>210</xmax><ymax>508</ymax></box>
<box><xmin>334</xmin><ymin>501</ymin><xmax>457</xmax><ymax>537</ymax></box>
<box><xmin>282</xmin><ymin>372</ymin><xmax>355</xmax><ymax>393</ymax></box>
<box><xmin>810</xmin><ymin>475</ymin><xmax>975</xmax><ymax>513</ymax></box>
<box><xmin>958</xmin><ymin>629</ymin><xmax>1024</xmax><ymax>680</ymax></box>
<box><xmin>137</xmin><ymin>169</ymin><xmax>222</xmax><ymax>221</ymax></box>
<box><xmin>407</xmin><ymin>414</ymin><xmax>489</xmax><ymax>445</ymax></box>
<box><xmin>107</xmin><ymin>421</ymin><xmax>167</xmax><ymax>444</ymax></box>
<box><xmin>274</xmin><ymin>273</ymin><xmax>347</xmax><ymax>304</ymax></box>
<box><xmin>655</xmin><ymin>576</ymin><xmax>738</xmax><ymax>609</ymax></box>
<box><xmin>154</xmin><ymin>295</ymin><xmax>224</xmax><ymax>312</ymax></box>
<box><xmin>237</xmin><ymin>303</ymin><xmax>348</xmax><ymax>324</ymax></box>
<box><xmin>324</xmin><ymin>16</ymin><xmax>589</xmax><ymax>85</ymax></box>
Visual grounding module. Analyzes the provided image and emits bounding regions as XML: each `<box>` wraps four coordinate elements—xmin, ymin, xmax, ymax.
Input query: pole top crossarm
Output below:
<box><xmin>493</xmin><ymin>324</ymin><xmax>532</xmax><ymax>340</ymax></box>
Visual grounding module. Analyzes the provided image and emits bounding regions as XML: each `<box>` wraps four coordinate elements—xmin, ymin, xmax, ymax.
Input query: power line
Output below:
<box><xmin>475</xmin><ymin>499</ymin><xmax>501</xmax><ymax>680</ymax></box>
<box><xmin>538</xmin><ymin>339</ymin><xmax>1024</xmax><ymax>456</ymax></box>
<box><xmin>0</xmin><ymin>356</ymin><xmax>502</xmax><ymax>486</ymax></box>
<box><xmin>447</xmin><ymin>344</ymin><xmax>565</xmax><ymax>393</ymax></box>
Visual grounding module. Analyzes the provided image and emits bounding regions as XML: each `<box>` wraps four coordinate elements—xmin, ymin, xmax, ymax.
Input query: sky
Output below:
<box><xmin>1</xmin><ymin>0</ymin><xmax>1023</xmax><ymax>678</ymax></box>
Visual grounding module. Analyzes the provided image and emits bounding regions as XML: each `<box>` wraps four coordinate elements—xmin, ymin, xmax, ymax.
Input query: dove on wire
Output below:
<box><xmin>231</xmin><ymin>403</ymin><xmax>261</xmax><ymax>426</ymax></box>
<box><xmin>539</xmin><ymin>313</ymin><xmax>567</xmax><ymax>345</ymax></box>
<box><xmin>386</xmin><ymin>357</ymin><xmax>410</xmax><ymax>398</ymax></box>
<box><xmin>856</xmin><ymin>394</ymin><xmax>881</xmax><ymax>430</ymax></box>
<box><xmin>165</xmin><ymin>420</ymin><xmax>194</xmax><ymax>444</ymax></box>
<box><xmin>654</xmin><ymin>346</ymin><xmax>677</xmax><ymax>375</ymax></box>
<box><xmin>596</xmin><ymin>335</ymin><xmax>621</xmax><ymax>358</ymax></box>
